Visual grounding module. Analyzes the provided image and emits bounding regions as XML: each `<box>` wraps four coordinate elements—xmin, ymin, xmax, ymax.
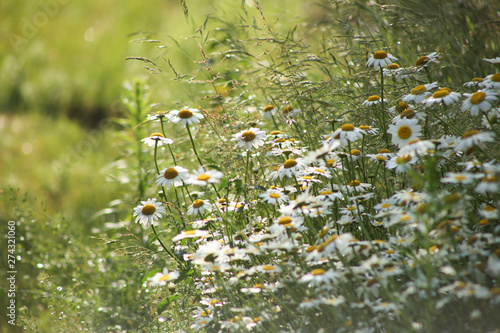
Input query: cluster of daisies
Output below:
<box><xmin>129</xmin><ymin>52</ymin><xmax>500</xmax><ymax>332</ymax></box>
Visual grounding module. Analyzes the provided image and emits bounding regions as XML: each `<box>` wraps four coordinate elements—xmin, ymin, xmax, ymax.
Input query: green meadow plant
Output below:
<box><xmin>109</xmin><ymin>2</ymin><xmax>500</xmax><ymax>332</ymax></box>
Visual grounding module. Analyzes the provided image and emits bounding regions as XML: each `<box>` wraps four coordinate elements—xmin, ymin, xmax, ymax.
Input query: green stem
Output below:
<box><xmin>186</xmin><ymin>123</ymin><xmax>204</xmax><ymax>168</ymax></box>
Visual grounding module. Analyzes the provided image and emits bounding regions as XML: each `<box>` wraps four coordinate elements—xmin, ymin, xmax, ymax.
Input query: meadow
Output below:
<box><xmin>1</xmin><ymin>0</ymin><xmax>500</xmax><ymax>332</ymax></box>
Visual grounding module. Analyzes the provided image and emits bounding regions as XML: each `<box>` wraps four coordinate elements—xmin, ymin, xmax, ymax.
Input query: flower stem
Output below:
<box><xmin>186</xmin><ymin>123</ymin><xmax>204</xmax><ymax>168</ymax></box>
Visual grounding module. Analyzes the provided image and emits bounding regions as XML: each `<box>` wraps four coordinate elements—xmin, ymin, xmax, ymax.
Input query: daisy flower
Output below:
<box><xmin>366</xmin><ymin>50</ymin><xmax>398</xmax><ymax>69</ymax></box>
<box><xmin>141</xmin><ymin>133</ymin><xmax>173</xmax><ymax>147</ymax></box>
<box><xmin>387</xmin><ymin>118</ymin><xmax>422</xmax><ymax>147</ymax></box>
<box><xmin>391</xmin><ymin>109</ymin><xmax>426</xmax><ymax>123</ymax></box>
<box><xmin>479</xmin><ymin>204</ymin><xmax>498</xmax><ymax>219</ymax></box>
<box><xmin>461</xmin><ymin>90</ymin><xmax>498</xmax><ymax>115</ymax></box>
<box><xmin>262</xmin><ymin>104</ymin><xmax>276</xmax><ymax>119</ymax></box>
<box><xmin>299</xmin><ymin>268</ymin><xmax>338</xmax><ymax>285</ymax></box>
<box><xmin>424</xmin><ymin>87</ymin><xmax>461</xmax><ymax>107</ymax></box>
<box><xmin>481</xmin><ymin>73</ymin><xmax>500</xmax><ymax>90</ymax></box>
<box><xmin>386</xmin><ymin>154</ymin><xmax>415</xmax><ymax>173</ymax></box>
<box><xmin>148</xmin><ymin>268</ymin><xmax>180</xmax><ymax>287</ymax></box>
<box><xmin>187</xmin><ymin>168</ymin><xmax>224</xmax><ymax>186</ymax></box>
<box><xmin>268</xmin><ymin>158</ymin><xmax>306</xmax><ymax>180</ymax></box>
<box><xmin>133</xmin><ymin>198</ymin><xmax>166</xmax><ymax>226</ymax></box>
<box><xmin>187</xmin><ymin>199</ymin><xmax>212</xmax><ymax>216</ymax></box>
<box><xmin>366</xmin><ymin>149</ymin><xmax>394</xmax><ymax>163</ymax></box>
<box><xmin>232</xmin><ymin>128</ymin><xmax>266</xmax><ymax>150</ymax></box>
<box><xmin>463</xmin><ymin>77</ymin><xmax>484</xmax><ymax>89</ymax></box>
<box><xmin>260</xmin><ymin>189</ymin><xmax>290</xmax><ymax>205</ymax></box>
<box><xmin>358</xmin><ymin>125</ymin><xmax>379</xmax><ymax>135</ymax></box>
<box><xmin>281</xmin><ymin>105</ymin><xmax>301</xmax><ymax>118</ymax></box>
<box><xmin>156</xmin><ymin>166</ymin><xmax>189</xmax><ymax>189</ymax></box>
<box><xmin>415</xmin><ymin>52</ymin><xmax>440</xmax><ymax>67</ymax></box>
<box><xmin>362</xmin><ymin>95</ymin><xmax>383</xmax><ymax>106</ymax></box>
<box><xmin>327</xmin><ymin>123</ymin><xmax>366</xmax><ymax>146</ymax></box>
<box><xmin>398</xmin><ymin>139</ymin><xmax>435</xmax><ymax>157</ymax></box>
<box><xmin>441</xmin><ymin>172</ymin><xmax>483</xmax><ymax>185</ymax></box>
<box><xmin>483</xmin><ymin>107</ymin><xmax>500</xmax><ymax>129</ymax></box>
<box><xmin>402</xmin><ymin>82</ymin><xmax>438</xmax><ymax>104</ymax></box>
<box><xmin>168</xmin><ymin>107</ymin><xmax>204</xmax><ymax>127</ymax></box>
<box><xmin>454</xmin><ymin>130</ymin><xmax>494</xmax><ymax>152</ymax></box>
<box><xmin>343</xmin><ymin>180</ymin><xmax>372</xmax><ymax>193</ymax></box>
<box><xmin>146</xmin><ymin>110</ymin><xmax>169</xmax><ymax>122</ymax></box>
<box><xmin>172</xmin><ymin>229</ymin><xmax>210</xmax><ymax>242</ymax></box>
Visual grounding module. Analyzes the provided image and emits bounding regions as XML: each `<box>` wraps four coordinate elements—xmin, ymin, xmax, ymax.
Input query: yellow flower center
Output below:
<box><xmin>470</xmin><ymin>91</ymin><xmax>486</xmax><ymax>105</ymax></box>
<box><xmin>269</xmin><ymin>193</ymin><xmax>281</xmax><ymax>199</ymax></box>
<box><xmin>411</xmin><ymin>85</ymin><xmax>426</xmax><ymax>95</ymax></box>
<box><xmin>346</xmin><ymin>206</ymin><xmax>357</xmax><ymax>211</ymax></box>
<box><xmin>150</xmin><ymin>132</ymin><xmax>164</xmax><ymax>138</ymax></box>
<box><xmin>185</xmin><ymin>230</ymin><xmax>197</xmax><ymax>235</ymax></box>
<box><xmin>159</xmin><ymin>274</ymin><xmax>172</xmax><ymax>281</ymax></box>
<box><xmin>242</xmin><ymin>130</ymin><xmax>257</xmax><ymax>142</ymax></box>
<box><xmin>376</xmin><ymin>156</ymin><xmax>387</xmax><ymax>161</ymax></box>
<box><xmin>491</xmin><ymin>73</ymin><xmax>500</xmax><ymax>82</ymax></box>
<box><xmin>197</xmin><ymin>174</ymin><xmax>211</xmax><ymax>181</ymax></box>
<box><xmin>178</xmin><ymin>109</ymin><xmax>194</xmax><ymax>118</ymax></box>
<box><xmin>262</xmin><ymin>265</ymin><xmax>275</xmax><ymax>271</ymax></box>
<box><xmin>302</xmin><ymin>176</ymin><xmax>313</xmax><ymax>180</ymax></box>
<box><xmin>326</xmin><ymin>159</ymin><xmax>335</xmax><ymax>166</ymax></box>
<box><xmin>311</xmin><ymin>268</ymin><xmax>326</xmax><ymax>275</ymax></box>
<box><xmin>386</xmin><ymin>63</ymin><xmax>399</xmax><ymax>69</ymax></box>
<box><xmin>397</xmin><ymin>125</ymin><xmax>413</xmax><ymax>140</ymax></box>
<box><xmin>381</xmin><ymin>203</ymin><xmax>392</xmax><ymax>208</ymax></box>
<box><xmin>319</xmin><ymin>190</ymin><xmax>333</xmax><ymax>195</ymax></box>
<box><xmin>379</xmin><ymin>148</ymin><xmax>391</xmax><ymax>154</ymax></box>
<box><xmin>359</xmin><ymin>125</ymin><xmax>370</xmax><ymax>130</ymax></box>
<box><xmin>192</xmin><ymin>199</ymin><xmax>205</xmax><ymax>208</ymax></box>
<box><xmin>283</xmin><ymin>159</ymin><xmax>298</xmax><ymax>169</ymax></box>
<box><xmin>432</xmin><ymin>88</ymin><xmax>451</xmax><ymax>98</ymax></box>
<box><xmin>278</xmin><ymin>216</ymin><xmax>292</xmax><ymax>225</ymax></box>
<box><xmin>396</xmin><ymin>155</ymin><xmax>412</xmax><ymax>164</ymax></box>
<box><xmin>253</xmin><ymin>283</ymin><xmax>263</xmax><ymax>288</ymax></box>
<box><xmin>282</xmin><ymin>106</ymin><xmax>293</xmax><ymax>115</ymax></box>
<box><xmin>164</xmin><ymin>167</ymin><xmax>179</xmax><ymax>179</ymax></box>
<box><xmin>269</xmin><ymin>130</ymin><xmax>281</xmax><ymax>135</ymax></box>
<box><xmin>454</xmin><ymin>174</ymin><xmax>467</xmax><ymax>181</ymax></box>
<box><xmin>350</xmin><ymin>149</ymin><xmax>361</xmax><ymax>156</ymax></box>
<box><xmin>416</xmin><ymin>56</ymin><xmax>429</xmax><ymax>66</ymax></box>
<box><xmin>218</xmin><ymin>198</ymin><xmax>226</xmax><ymax>204</ymax></box>
<box><xmin>483</xmin><ymin>174</ymin><xmax>499</xmax><ymax>183</ymax></box>
<box><xmin>263</xmin><ymin>105</ymin><xmax>275</xmax><ymax>112</ymax></box>
<box><xmin>472</xmin><ymin>77</ymin><xmax>483</xmax><ymax>82</ymax></box>
<box><xmin>397</xmin><ymin>102</ymin><xmax>409</xmax><ymax>111</ymax></box>
<box><xmin>367</xmin><ymin>95</ymin><xmax>381</xmax><ymax>102</ymax></box>
<box><xmin>349</xmin><ymin>180</ymin><xmax>361</xmax><ymax>187</ymax></box>
<box><xmin>373</xmin><ymin>50</ymin><xmax>388</xmax><ymax>59</ymax></box>
<box><xmin>484</xmin><ymin>205</ymin><xmax>495</xmax><ymax>212</ymax></box>
<box><xmin>341</xmin><ymin>123</ymin><xmax>355</xmax><ymax>131</ymax></box>
<box><xmin>141</xmin><ymin>204</ymin><xmax>156</xmax><ymax>215</ymax></box>
<box><xmin>400</xmin><ymin>109</ymin><xmax>416</xmax><ymax>119</ymax></box>
<box><xmin>462</xmin><ymin>130</ymin><xmax>479</xmax><ymax>138</ymax></box>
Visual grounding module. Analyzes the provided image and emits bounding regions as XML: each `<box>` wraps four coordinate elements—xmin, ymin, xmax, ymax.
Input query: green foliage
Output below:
<box><xmin>4</xmin><ymin>1</ymin><xmax>500</xmax><ymax>332</ymax></box>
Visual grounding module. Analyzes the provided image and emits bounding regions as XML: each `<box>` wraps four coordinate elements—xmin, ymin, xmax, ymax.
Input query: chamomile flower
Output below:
<box><xmin>262</xmin><ymin>104</ymin><xmax>276</xmax><ymax>119</ymax></box>
<box><xmin>172</xmin><ymin>229</ymin><xmax>210</xmax><ymax>242</ymax></box>
<box><xmin>327</xmin><ymin>123</ymin><xmax>366</xmax><ymax>146</ymax></box>
<box><xmin>148</xmin><ymin>268</ymin><xmax>180</xmax><ymax>287</ymax></box>
<box><xmin>475</xmin><ymin>170</ymin><xmax>500</xmax><ymax>195</ymax></box>
<box><xmin>168</xmin><ymin>107</ymin><xmax>204</xmax><ymax>127</ymax></box>
<box><xmin>366</xmin><ymin>149</ymin><xmax>394</xmax><ymax>163</ymax></box>
<box><xmin>156</xmin><ymin>166</ymin><xmax>189</xmax><ymax>189</ymax></box>
<box><xmin>463</xmin><ymin>77</ymin><xmax>484</xmax><ymax>89</ymax></box>
<box><xmin>133</xmin><ymin>198</ymin><xmax>166</xmax><ymax>226</ymax></box>
<box><xmin>362</xmin><ymin>95</ymin><xmax>383</xmax><ymax>106</ymax></box>
<box><xmin>424</xmin><ymin>87</ymin><xmax>461</xmax><ymax>107</ymax></box>
<box><xmin>454</xmin><ymin>130</ymin><xmax>494</xmax><ymax>152</ymax></box>
<box><xmin>387</xmin><ymin>118</ymin><xmax>422</xmax><ymax>147</ymax></box>
<box><xmin>281</xmin><ymin>105</ymin><xmax>301</xmax><ymax>118</ymax></box>
<box><xmin>441</xmin><ymin>172</ymin><xmax>483</xmax><ymax>184</ymax></box>
<box><xmin>479</xmin><ymin>204</ymin><xmax>498</xmax><ymax>219</ymax></box>
<box><xmin>366</xmin><ymin>50</ymin><xmax>398</xmax><ymax>69</ymax></box>
<box><xmin>461</xmin><ymin>90</ymin><xmax>498</xmax><ymax>115</ymax></box>
<box><xmin>391</xmin><ymin>109</ymin><xmax>426</xmax><ymax>123</ymax></box>
<box><xmin>299</xmin><ymin>268</ymin><xmax>338</xmax><ymax>285</ymax></box>
<box><xmin>482</xmin><ymin>73</ymin><xmax>500</xmax><ymax>90</ymax></box>
<box><xmin>141</xmin><ymin>133</ymin><xmax>174</xmax><ymax>147</ymax></box>
<box><xmin>268</xmin><ymin>158</ymin><xmax>306</xmax><ymax>180</ymax></box>
<box><xmin>402</xmin><ymin>82</ymin><xmax>438</xmax><ymax>104</ymax></box>
<box><xmin>187</xmin><ymin>199</ymin><xmax>212</xmax><ymax>216</ymax></box>
<box><xmin>146</xmin><ymin>110</ymin><xmax>169</xmax><ymax>122</ymax></box>
<box><xmin>386</xmin><ymin>154</ymin><xmax>415</xmax><ymax>173</ymax></box>
<box><xmin>232</xmin><ymin>128</ymin><xmax>266</xmax><ymax>150</ymax></box>
<box><xmin>415</xmin><ymin>52</ymin><xmax>440</xmax><ymax>67</ymax></box>
<box><xmin>398</xmin><ymin>139</ymin><xmax>435</xmax><ymax>157</ymax></box>
<box><xmin>187</xmin><ymin>168</ymin><xmax>224</xmax><ymax>186</ymax></box>
<box><xmin>260</xmin><ymin>189</ymin><xmax>290</xmax><ymax>205</ymax></box>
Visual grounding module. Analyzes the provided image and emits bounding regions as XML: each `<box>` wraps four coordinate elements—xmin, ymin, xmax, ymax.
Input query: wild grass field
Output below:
<box><xmin>1</xmin><ymin>0</ymin><xmax>500</xmax><ymax>332</ymax></box>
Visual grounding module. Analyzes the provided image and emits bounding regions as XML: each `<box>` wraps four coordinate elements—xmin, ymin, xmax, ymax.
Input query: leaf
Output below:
<box><xmin>141</xmin><ymin>269</ymin><xmax>161</xmax><ymax>284</ymax></box>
